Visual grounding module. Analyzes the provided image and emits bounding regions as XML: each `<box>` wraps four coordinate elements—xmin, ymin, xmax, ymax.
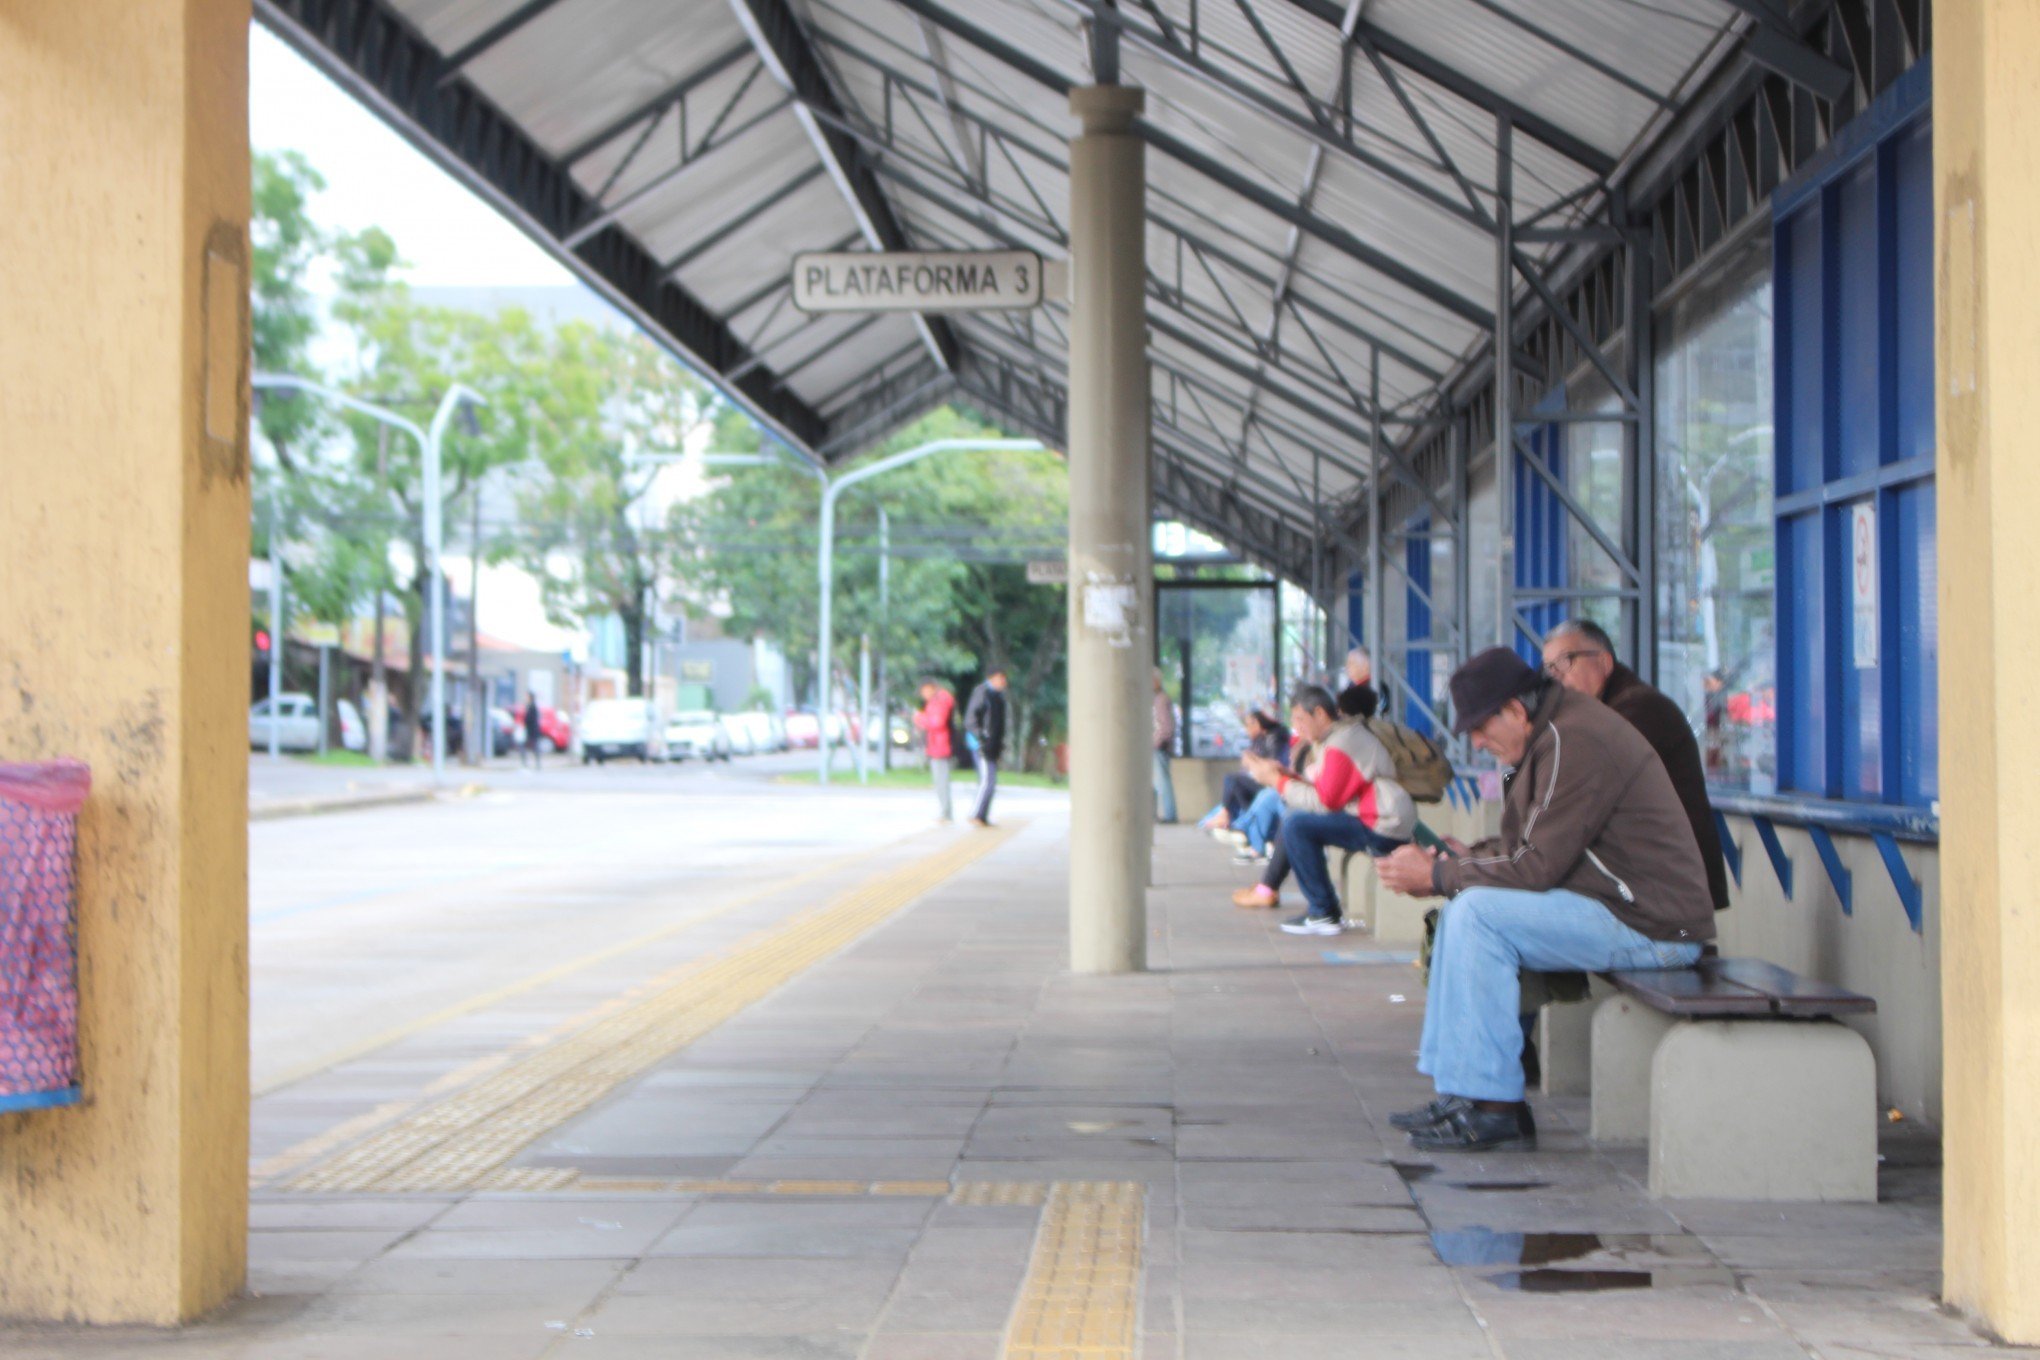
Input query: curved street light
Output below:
<box><xmin>251</xmin><ymin>373</ymin><xmax>487</xmax><ymax>784</ymax></box>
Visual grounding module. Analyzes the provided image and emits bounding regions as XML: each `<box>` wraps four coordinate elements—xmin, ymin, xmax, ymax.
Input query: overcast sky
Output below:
<box><xmin>251</xmin><ymin>24</ymin><xmax>575</xmax><ymax>290</ymax></box>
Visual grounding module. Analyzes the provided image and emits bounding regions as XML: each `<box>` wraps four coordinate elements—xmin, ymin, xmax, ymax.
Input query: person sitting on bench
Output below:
<box><xmin>1243</xmin><ymin>684</ymin><xmax>1414</xmax><ymax>937</ymax></box>
<box><xmin>1374</xmin><ymin>647</ymin><xmax>1715</xmax><ymax>1151</ymax></box>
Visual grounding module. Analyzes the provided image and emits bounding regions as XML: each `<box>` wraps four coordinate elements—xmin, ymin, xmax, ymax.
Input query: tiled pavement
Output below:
<box><xmin>2</xmin><ymin>818</ymin><xmax>2008</xmax><ymax>1358</ymax></box>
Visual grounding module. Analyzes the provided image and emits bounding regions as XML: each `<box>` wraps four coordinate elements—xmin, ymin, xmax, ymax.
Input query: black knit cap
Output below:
<box><xmin>1449</xmin><ymin>646</ymin><xmax>1541</xmax><ymax>735</ymax></box>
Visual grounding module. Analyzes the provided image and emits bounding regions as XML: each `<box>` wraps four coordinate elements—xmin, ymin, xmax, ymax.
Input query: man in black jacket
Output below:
<box><xmin>963</xmin><ymin>670</ymin><xmax>1009</xmax><ymax>827</ymax></box>
<box><xmin>1542</xmin><ymin>620</ymin><xmax>1729</xmax><ymax>910</ymax></box>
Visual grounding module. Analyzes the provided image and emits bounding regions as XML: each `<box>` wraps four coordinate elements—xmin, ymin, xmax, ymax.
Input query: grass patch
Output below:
<box><xmin>300</xmin><ymin>750</ymin><xmax>379</xmax><ymax>767</ymax></box>
<box><xmin>776</xmin><ymin>766</ymin><xmax>1064</xmax><ymax>791</ymax></box>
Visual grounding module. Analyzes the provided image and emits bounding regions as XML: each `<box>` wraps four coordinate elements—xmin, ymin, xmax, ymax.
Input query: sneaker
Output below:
<box><xmin>1279</xmin><ymin>913</ymin><xmax>1342</xmax><ymax>936</ymax></box>
<box><xmin>1408</xmin><ymin>1102</ymin><xmax>1536</xmax><ymax>1152</ymax></box>
<box><xmin>1230</xmin><ymin>850</ymin><xmax>1266</xmax><ymax>866</ymax></box>
<box><xmin>1389</xmin><ymin>1096</ymin><xmax>1468</xmax><ymax>1131</ymax></box>
<box><xmin>1231</xmin><ymin>886</ymin><xmax>1277</xmax><ymax>909</ymax></box>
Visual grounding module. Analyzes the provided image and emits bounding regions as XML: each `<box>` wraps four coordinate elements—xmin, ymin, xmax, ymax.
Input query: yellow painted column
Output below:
<box><xmin>0</xmin><ymin>0</ymin><xmax>251</xmax><ymax>1324</ymax></box>
<box><xmin>1937</xmin><ymin>1</ymin><xmax>2040</xmax><ymax>1343</ymax></box>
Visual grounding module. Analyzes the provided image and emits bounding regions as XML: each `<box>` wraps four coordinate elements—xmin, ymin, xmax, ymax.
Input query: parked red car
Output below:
<box><xmin>783</xmin><ymin>711</ymin><xmax>822</xmax><ymax>749</ymax></box>
<box><xmin>510</xmin><ymin>703</ymin><xmax>573</xmax><ymax>752</ymax></box>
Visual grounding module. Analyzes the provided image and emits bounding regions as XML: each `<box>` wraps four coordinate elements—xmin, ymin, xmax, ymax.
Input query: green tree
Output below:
<box><xmin>511</xmin><ymin>325</ymin><xmax>711</xmax><ymax>697</ymax></box>
<box><xmin>675</xmin><ymin>405</ymin><xmax>1070</xmax><ymax>764</ymax></box>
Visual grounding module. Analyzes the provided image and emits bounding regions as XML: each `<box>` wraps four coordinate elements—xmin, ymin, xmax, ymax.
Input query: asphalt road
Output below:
<box><xmin>248</xmin><ymin>749</ymin><xmax>1062</xmax><ymax>1093</ymax></box>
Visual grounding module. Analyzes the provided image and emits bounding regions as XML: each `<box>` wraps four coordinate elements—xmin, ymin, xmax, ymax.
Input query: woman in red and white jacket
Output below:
<box><xmin>1243</xmin><ymin>683</ymin><xmax>1414</xmax><ymax>936</ymax></box>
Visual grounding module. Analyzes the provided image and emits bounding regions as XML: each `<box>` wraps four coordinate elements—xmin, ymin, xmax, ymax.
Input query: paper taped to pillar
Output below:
<box><xmin>1081</xmin><ymin>576</ymin><xmax>1138</xmax><ymax>648</ymax></box>
<box><xmin>0</xmin><ymin>760</ymin><xmax>89</xmax><ymax>1114</ymax></box>
<box><xmin>792</xmin><ymin>250</ymin><xmax>1043</xmax><ymax>313</ymax></box>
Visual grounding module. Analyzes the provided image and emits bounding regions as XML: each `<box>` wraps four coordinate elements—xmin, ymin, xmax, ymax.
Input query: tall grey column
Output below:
<box><xmin>1066</xmin><ymin>83</ymin><xmax>1150</xmax><ymax>975</ymax></box>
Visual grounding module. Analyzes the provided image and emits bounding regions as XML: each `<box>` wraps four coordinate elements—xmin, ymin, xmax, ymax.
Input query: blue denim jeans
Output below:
<box><xmin>1233</xmin><ymin>787</ymin><xmax>1284</xmax><ymax>854</ymax></box>
<box><xmin>1153</xmin><ymin>749</ymin><xmax>1178</xmax><ymax>823</ymax></box>
<box><xmin>1418</xmin><ymin>886</ymin><xmax>1705</xmax><ymax>1102</ymax></box>
<box><xmin>1282</xmin><ymin>812</ymin><xmax>1405</xmax><ymax>921</ymax></box>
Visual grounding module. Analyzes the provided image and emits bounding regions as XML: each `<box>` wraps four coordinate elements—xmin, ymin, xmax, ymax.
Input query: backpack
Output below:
<box><xmin>1366</xmin><ymin>717</ymin><xmax>1453</xmax><ymax>803</ymax></box>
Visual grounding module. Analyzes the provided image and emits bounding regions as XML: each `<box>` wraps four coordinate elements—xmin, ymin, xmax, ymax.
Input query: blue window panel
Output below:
<box><xmin>1406</xmin><ymin>515</ymin><xmax>1433</xmax><ymax>737</ymax></box>
<box><xmin>1892</xmin><ymin>121</ymin><xmax>1936</xmax><ymax>466</ymax></box>
<box><xmin>1779</xmin><ymin>510</ymin><xmax>1828</xmax><ymax>795</ymax></box>
<box><xmin>1833</xmin><ymin>499</ymin><xmax>1884</xmax><ymax>801</ymax></box>
<box><xmin>1514</xmin><ymin>423</ymin><xmax>1567</xmax><ymax>662</ymax></box>
<box><xmin>1780</xmin><ymin>207</ymin><xmax>1827</xmax><ymax>496</ymax></box>
<box><xmin>1894</xmin><ymin>483</ymin><xmax>1938</xmax><ymax>803</ymax></box>
<box><xmin>1834</xmin><ymin>164</ymin><xmax>1883</xmax><ymax>480</ymax></box>
<box><xmin>1347</xmin><ymin>568</ymin><xmax>1365</xmax><ymax>655</ymax></box>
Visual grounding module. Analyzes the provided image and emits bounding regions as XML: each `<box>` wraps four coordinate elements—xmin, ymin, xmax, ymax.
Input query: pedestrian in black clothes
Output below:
<box><xmin>963</xmin><ymin>669</ymin><xmax>1009</xmax><ymax>826</ymax></box>
<box><xmin>521</xmin><ymin>692</ymin><xmax>544</xmax><ymax>770</ymax></box>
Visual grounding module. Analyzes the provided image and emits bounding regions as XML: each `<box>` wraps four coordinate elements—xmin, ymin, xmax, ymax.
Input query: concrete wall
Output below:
<box><xmin>1713</xmin><ymin>818</ymin><xmax>1940</xmax><ymax>1124</ymax></box>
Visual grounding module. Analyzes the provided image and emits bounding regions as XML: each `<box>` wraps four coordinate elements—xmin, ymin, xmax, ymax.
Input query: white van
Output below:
<box><xmin>577</xmin><ymin>698</ymin><xmax>662</xmax><ymax>764</ymax></box>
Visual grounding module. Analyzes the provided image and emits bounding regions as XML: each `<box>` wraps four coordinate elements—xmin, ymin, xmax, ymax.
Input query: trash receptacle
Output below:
<box><xmin>0</xmin><ymin>760</ymin><xmax>89</xmax><ymax>1113</ymax></box>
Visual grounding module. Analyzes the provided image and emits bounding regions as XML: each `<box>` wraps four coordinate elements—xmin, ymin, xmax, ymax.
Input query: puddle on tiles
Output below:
<box><xmin>1490</xmin><ymin>1266</ymin><xmax>1735</xmax><ymax>1293</ymax></box>
<box><xmin>1430</xmin><ymin>1228</ymin><xmax>1732</xmax><ymax>1292</ymax></box>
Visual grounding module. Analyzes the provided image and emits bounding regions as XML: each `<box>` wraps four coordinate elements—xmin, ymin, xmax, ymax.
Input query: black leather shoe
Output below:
<box><xmin>1389</xmin><ymin>1096</ymin><xmax>1468</xmax><ymax>1131</ymax></box>
<box><xmin>1409</xmin><ymin>1102</ymin><xmax>1534</xmax><ymax>1152</ymax></box>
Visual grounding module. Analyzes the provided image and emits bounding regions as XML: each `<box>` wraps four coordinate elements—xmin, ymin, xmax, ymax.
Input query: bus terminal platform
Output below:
<box><xmin>0</xmin><ymin>816</ymin><xmax>1978</xmax><ymax>1360</ymax></box>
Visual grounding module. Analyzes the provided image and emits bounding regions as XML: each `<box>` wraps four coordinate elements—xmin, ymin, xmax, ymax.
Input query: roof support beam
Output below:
<box><xmin>730</xmin><ymin>0</ymin><xmax>961</xmax><ymax>372</ymax></box>
<box><xmin>436</xmin><ymin>0</ymin><xmax>569</xmax><ymax>83</ymax></box>
<box><xmin>560</xmin><ymin>43</ymin><xmax>754</xmax><ymax>167</ymax></box>
<box><xmin>1274</xmin><ymin>0</ymin><xmax>1617</xmax><ymax>175</ymax></box>
<box><xmin>887</xmin><ymin>0</ymin><xmax>1493</xmax><ymax>328</ymax></box>
<box><xmin>1714</xmin><ymin>0</ymin><xmax>1856</xmax><ymax>100</ymax></box>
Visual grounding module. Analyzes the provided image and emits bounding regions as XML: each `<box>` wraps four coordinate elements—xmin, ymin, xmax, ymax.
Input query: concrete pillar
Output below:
<box><xmin>1066</xmin><ymin>83</ymin><xmax>1150</xmax><ymax>975</ymax></box>
<box><xmin>1937</xmin><ymin>2</ymin><xmax>2040</xmax><ymax>1339</ymax></box>
<box><xmin>0</xmin><ymin>0</ymin><xmax>250</xmax><ymax>1323</ymax></box>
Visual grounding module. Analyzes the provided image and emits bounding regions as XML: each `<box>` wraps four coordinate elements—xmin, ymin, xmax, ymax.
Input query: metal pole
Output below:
<box><xmin>1066</xmin><ymin>77</ymin><xmax>1150</xmax><ymax>975</ymax></box>
<box><xmin>267</xmin><ymin>491</ymin><xmax>281</xmax><ymax>761</ymax></box>
<box><xmin>1623</xmin><ymin>200</ymin><xmax>1659</xmax><ymax>682</ymax></box>
<box><xmin>370</xmin><ymin>426</ymin><xmax>389</xmax><ymax>763</ymax></box>
<box><xmin>316</xmin><ymin>643</ymin><xmax>330</xmax><ymax>757</ymax></box>
<box><xmin>1309</xmin><ymin>446</ymin><xmax>1324</xmax><ymax>672</ymax></box>
<box><xmin>857</xmin><ymin>633</ymin><xmax>872</xmax><ymax>784</ymax></box>
<box><xmin>1494</xmin><ymin>114</ymin><xmax>1517</xmax><ymax>651</ymax></box>
<box><xmin>878</xmin><ymin>507</ymin><xmax>891</xmax><ymax>773</ymax></box>
<box><xmin>818</xmin><ymin>475</ymin><xmax>838</xmax><ymax>785</ymax></box>
<box><xmin>1368</xmin><ymin>347</ymin><xmax>1385</xmax><ymax>673</ymax></box>
<box><xmin>422</xmin><ymin>382</ymin><xmax>485</xmax><ymax>784</ymax></box>
<box><xmin>469</xmin><ymin>482</ymin><xmax>483</xmax><ymax>765</ymax></box>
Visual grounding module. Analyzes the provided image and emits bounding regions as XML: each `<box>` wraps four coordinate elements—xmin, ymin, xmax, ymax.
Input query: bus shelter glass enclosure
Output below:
<box><xmin>1155</xmin><ymin>580</ymin><xmax>1280</xmax><ymax>759</ymax></box>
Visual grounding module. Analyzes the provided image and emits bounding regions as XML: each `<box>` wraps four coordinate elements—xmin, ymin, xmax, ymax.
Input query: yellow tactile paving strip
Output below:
<box><xmin>1002</xmin><ymin>1182</ymin><xmax>1145</xmax><ymax>1360</ymax></box>
<box><xmin>281</xmin><ymin>825</ymin><xmax>1019</xmax><ymax>1194</ymax></box>
<box><xmin>564</xmin><ymin>1176</ymin><xmax>958</xmax><ymax>1196</ymax></box>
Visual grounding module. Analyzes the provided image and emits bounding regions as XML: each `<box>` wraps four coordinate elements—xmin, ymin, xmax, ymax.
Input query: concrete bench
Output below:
<box><xmin>1585</xmin><ymin>957</ymin><xmax>1878</xmax><ymax>1201</ymax></box>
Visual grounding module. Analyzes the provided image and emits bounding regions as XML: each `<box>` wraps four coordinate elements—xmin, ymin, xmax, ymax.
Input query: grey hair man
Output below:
<box><xmin>1540</xmin><ymin>620</ymin><xmax>1728</xmax><ymax>910</ymax></box>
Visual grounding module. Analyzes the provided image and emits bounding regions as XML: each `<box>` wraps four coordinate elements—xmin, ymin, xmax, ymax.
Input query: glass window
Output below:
<box><xmin>1654</xmin><ymin>232</ymin><xmax>1777</xmax><ymax>793</ymax></box>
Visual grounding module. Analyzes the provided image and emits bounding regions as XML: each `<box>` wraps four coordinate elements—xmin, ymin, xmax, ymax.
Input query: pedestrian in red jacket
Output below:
<box><xmin>913</xmin><ymin>682</ymin><xmax>958</xmax><ymax>822</ymax></box>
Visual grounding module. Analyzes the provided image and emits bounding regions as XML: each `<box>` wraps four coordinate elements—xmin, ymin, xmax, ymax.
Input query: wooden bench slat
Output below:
<box><xmin>1600</xmin><ymin>966</ymin><xmax>1775</xmax><ymax>1016</ymax></box>
<box><xmin>1598</xmin><ymin>956</ymin><xmax>1875</xmax><ymax>1018</ymax></box>
<box><xmin>1705</xmin><ymin>958</ymin><xmax>1878</xmax><ymax>1016</ymax></box>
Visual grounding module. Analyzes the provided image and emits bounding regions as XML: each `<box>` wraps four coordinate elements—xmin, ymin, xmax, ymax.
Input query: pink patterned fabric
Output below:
<box><xmin>0</xmin><ymin>760</ymin><xmax>88</xmax><ymax>1107</ymax></box>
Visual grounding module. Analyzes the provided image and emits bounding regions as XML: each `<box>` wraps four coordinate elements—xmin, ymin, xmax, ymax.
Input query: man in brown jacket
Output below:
<box><xmin>1543</xmin><ymin>619</ymin><xmax>1729</xmax><ymax>910</ymax></box>
<box><xmin>1375</xmin><ymin>647</ymin><xmax>1716</xmax><ymax>1151</ymax></box>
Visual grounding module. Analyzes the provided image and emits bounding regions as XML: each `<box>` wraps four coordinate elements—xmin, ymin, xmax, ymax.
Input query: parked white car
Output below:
<box><xmin>578</xmin><ymin>698</ymin><xmax>662</xmax><ymax>764</ymax></box>
<box><xmin>249</xmin><ymin>694</ymin><xmax>365</xmax><ymax>753</ymax></box>
<box><xmin>666</xmin><ymin>710</ymin><xmax>733</xmax><ymax>762</ymax></box>
<box><xmin>726</xmin><ymin>710</ymin><xmax>783</xmax><ymax>753</ymax></box>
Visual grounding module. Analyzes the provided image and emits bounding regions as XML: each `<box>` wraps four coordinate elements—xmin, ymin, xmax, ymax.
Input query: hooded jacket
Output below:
<box><xmin>964</xmin><ymin>681</ymin><xmax>1006</xmax><ymax>760</ymax></box>
<box><xmin>1277</xmin><ymin>716</ymin><xmax>1416</xmax><ymax>841</ymax></box>
<box><xmin>914</xmin><ymin>689</ymin><xmax>956</xmax><ymax>761</ymax></box>
<box><xmin>1432</xmin><ymin>684</ymin><xmax>1716</xmax><ymax>944</ymax></box>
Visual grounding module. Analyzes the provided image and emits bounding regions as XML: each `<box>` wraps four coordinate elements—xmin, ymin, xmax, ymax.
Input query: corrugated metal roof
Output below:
<box><xmin>264</xmin><ymin>0</ymin><xmax>1753</xmax><ymax>570</ymax></box>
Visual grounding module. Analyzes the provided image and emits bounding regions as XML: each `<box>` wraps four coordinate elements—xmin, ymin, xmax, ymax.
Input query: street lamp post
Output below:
<box><xmin>814</xmin><ymin>439</ymin><xmax>1045</xmax><ymax>784</ymax></box>
<box><xmin>251</xmin><ymin>373</ymin><xmax>486</xmax><ymax>785</ymax></box>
